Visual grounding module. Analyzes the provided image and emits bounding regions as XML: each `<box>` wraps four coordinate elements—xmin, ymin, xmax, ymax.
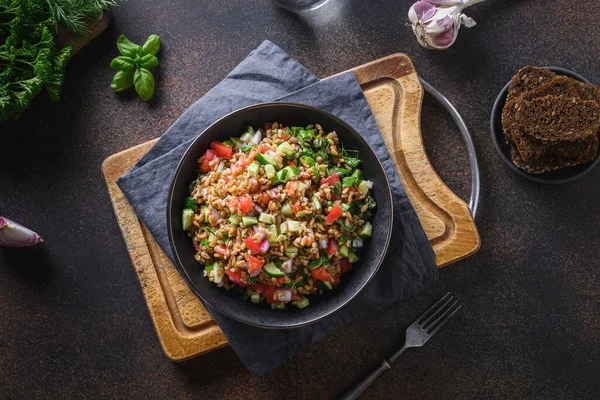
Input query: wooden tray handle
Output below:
<box><xmin>352</xmin><ymin>54</ymin><xmax>480</xmax><ymax>267</ymax></box>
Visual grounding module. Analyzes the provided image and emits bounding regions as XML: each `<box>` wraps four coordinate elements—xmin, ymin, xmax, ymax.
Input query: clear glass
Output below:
<box><xmin>274</xmin><ymin>0</ymin><xmax>330</xmax><ymax>12</ymax></box>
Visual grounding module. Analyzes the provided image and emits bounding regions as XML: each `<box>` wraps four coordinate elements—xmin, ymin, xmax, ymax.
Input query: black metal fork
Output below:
<box><xmin>339</xmin><ymin>293</ymin><xmax>462</xmax><ymax>400</ymax></box>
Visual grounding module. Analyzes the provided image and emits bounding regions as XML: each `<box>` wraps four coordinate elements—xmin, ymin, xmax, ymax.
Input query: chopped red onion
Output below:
<box><xmin>0</xmin><ymin>217</ymin><xmax>43</xmax><ymax>249</ymax></box>
<box><xmin>275</xmin><ymin>288</ymin><xmax>292</xmax><ymax>303</ymax></box>
<box><xmin>250</xmin><ymin>129</ymin><xmax>262</xmax><ymax>145</ymax></box>
<box><xmin>319</xmin><ymin>239</ymin><xmax>328</xmax><ymax>249</ymax></box>
<box><xmin>210</xmin><ymin>208</ymin><xmax>221</xmax><ymax>221</ymax></box>
<box><xmin>365</xmin><ymin>180</ymin><xmax>374</xmax><ymax>189</ymax></box>
<box><xmin>352</xmin><ymin>238</ymin><xmax>364</xmax><ymax>248</ymax></box>
<box><xmin>250</xmin><ymin>269</ymin><xmax>261</xmax><ymax>277</ymax></box>
<box><xmin>253</xmin><ymin>204</ymin><xmax>264</xmax><ymax>214</ymax></box>
<box><xmin>259</xmin><ymin>240</ymin><xmax>270</xmax><ymax>252</ymax></box>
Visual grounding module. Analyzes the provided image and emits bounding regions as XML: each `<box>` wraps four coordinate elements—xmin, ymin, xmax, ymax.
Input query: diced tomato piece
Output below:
<box><xmin>311</xmin><ymin>267</ymin><xmax>332</xmax><ymax>282</ymax></box>
<box><xmin>338</xmin><ymin>258</ymin><xmax>352</xmax><ymax>273</ymax></box>
<box><xmin>326</xmin><ymin>205</ymin><xmax>343</xmax><ymax>225</ymax></box>
<box><xmin>229</xmin><ymin>197</ymin><xmax>239</xmax><ymax>213</ymax></box>
<box><xmin>224</xmin><ymin>176</ymin><xmax>231</xmax><ymax>184</ymax></box>
<box><xmin>281</xmin><ymin>134</ymin><xmax>290</xmax><ymax>140</ymax></box>
<box><xmin>239</xmin><ymin>196</ymin><xmax>255</xmax><ymax>215</ymax></box>
<box><xmin>199</xmin><ymin>149</ymin><xmax>217</xmax><ymax>172</ymax></box>
<box><xmin>225</xmin><ymin>269</ymin><xmax>248</xmax><ymax>287</ymax></box>
<box><xmin>211</xmin><ymin>141</ymin><xmax>233</xmax><ymax>159</ymax></box>
<box><xmin>258</xmin><ymin>144</ymin><xmax>269</xmax><ymax>154</ymax></box>
<box><xmin>287</xmin><ymin>181</ymin><xmax>297</xmax><ymax>197</ymax></box>
<box><xmin>215</xmin><ymin>244</ymin><xmax>227</xmax><ymax>255</ymax></box>
<box><xmin>327</xmin><ymin>239</ymin><xmax>338</xmax><ymax>256</ymax></box>
<box><xmin>291</xmin><ymin>204</ymin><xmax>300</xmax><ymax>216</ymax></box>
<box><xmin>253</xmin><ymin>283</ymin><xmax>265</xmax><ymax>293</ymax></box>
<box><xmin>332</xmin><ymin>274</ymin><xmax>340</xmax><ymax>286</ymax></box>
<box><xmin>245</xmin><ymin>237</ymin><xmax>261</xmax><ymax>255</ymax></box>
<box><xmin>248</xmin><ymin>255</ymin><xmax>265</xmax><ymax>273</ymax></box>
<box><xmin>322</xmin><ymin>172</ymin><xmax>339</xmax><ymax>186</ymax></box>
<box><xmin>287</xmin><ymin>160</ymin><xmax>297</xmax><ymax>167</ymax></box>
<box><xmin>260</xmin><ymin>192</ymin><xmax>271</xmax><ymax>207</ymax></box>
<box><xmin>275</xmin><ymin>277</ymin><xmax>286</xmax><ymax>285</ymax></box>
<box><xmin>264</xmin><ymin>285</ymin><xmax>277</xmax><ymax>304</ymax></box>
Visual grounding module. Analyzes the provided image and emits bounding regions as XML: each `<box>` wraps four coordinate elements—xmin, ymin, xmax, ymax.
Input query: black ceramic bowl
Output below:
<box><xmin>491</xmin><ymin>66</ymin><xmax>600</xmax><ymax>184</ymax></box>
<box><xmin>167</xmin><ymin>103</ymin><xmax>393</xmax><ymax>329</ymax></box>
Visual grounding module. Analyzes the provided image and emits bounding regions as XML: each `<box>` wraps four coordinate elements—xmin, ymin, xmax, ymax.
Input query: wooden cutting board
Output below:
<box><xmin>102</xmin><ymin>54</ymin><xmax>480</xmax><ymax>361</ymax></box>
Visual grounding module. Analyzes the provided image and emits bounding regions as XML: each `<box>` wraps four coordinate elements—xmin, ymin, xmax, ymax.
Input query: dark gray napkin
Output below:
<box><xmin>116</xmin><ymin>40</ymin><xmax>437</xmax><ymax>376</ymax></box>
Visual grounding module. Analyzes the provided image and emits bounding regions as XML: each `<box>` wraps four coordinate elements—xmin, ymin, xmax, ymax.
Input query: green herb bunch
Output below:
<box><xmin>45</xmin><ymin>0</ymin><xmax>116</xmax><ymax>36</ymax></box>
<box><xmin>110</xmin><ymin>34</ymin><xmax>160</xmax><ymax>101</ymax></box>
<box><xmin>0</xmin><ymin>0</ymin><xmax>72</xmax><ymax>122</ymax></box>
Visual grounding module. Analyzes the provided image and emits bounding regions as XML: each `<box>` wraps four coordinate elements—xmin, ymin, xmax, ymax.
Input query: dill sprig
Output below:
<box><xmin>45</xmin><ymin>0</ymin><xmax>117</xmax><ymax>35</ymax></box>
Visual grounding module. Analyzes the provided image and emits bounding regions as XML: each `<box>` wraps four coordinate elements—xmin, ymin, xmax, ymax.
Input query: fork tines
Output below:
<box><xmin>417</xmin><ymin>292</ymin><xmax>461</xmax><ymax>335</ymax></box>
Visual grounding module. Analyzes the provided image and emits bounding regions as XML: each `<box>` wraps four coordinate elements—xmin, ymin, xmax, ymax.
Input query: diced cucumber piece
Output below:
<box><xmin>309</xmin><ymin>255</ymin><xmax>332</xmax><ymax>269</ymax></box>
<box><xmin>342</xmin><ymin>176</ymin><xmax>357</xmax><ymax>187</ymax></box>
<box><xmin>240</xmin><ymin>132</ymin><xmax>254</xmax><ymax>143</ymax></box>
<box><xmin>292</xmin><ymin>296</ymin><xmax>310</xmax><ymax>309</ymax></box>
<box><xmin>319</xmin><ymin>281</ymin><xmax>332</xmax><ymax>290</ymax></box>
<box><xmin>232</xmin><ymin>137</ymin><xmax>244</xmax><ymax>148</ymax></box>
<box><xmin>339</xmin><ymin>244</ymin><xmax>349</xmax><ymax>258</ymax></box>
<box><xmin>340</xmin><ymin>203</ymin><xmax>351</xmax><ymax>212</ymax></box>
<box><xmin>273</xmin><ymin>303</ymin><xmax>286</xmax><ymax>310</ymax></box>
<box><xmin>277</xmin><ymin>141</ymin><xmax>295</xmax><ymax>157</ymax></box>
<box><xmin>285</xmin><ymin>245</ymin><xmax>299</xmax><ymax>259</ymax></box>
<box><xmin>228</xmin><ymin>215</ymin><xmax>241</xmax><ymax>225</ymax></box>
<box><xmin>285</xmin><ymin>165</ymin><xmax>300</xmax><ymax>178</ymax></box>
<box><xmin>251</xmin><ymin>292</ymin><xmax>260</xmax><ymax>304</ymax></box>
<box><xmin>300</xmin><ymin>155</ymin><xmax>315</xmax><ymax>167</ymax></box>
<box><xmin>263</xmin><ymin>262</ymin><xmax>285</xmax><ymax>278</ymax></box>
<box><xmin>348</xmin><ymin>251</ymin><xmax>360</xmax><ymax>263</ymax></box>
<box><xmin>358</xmin><ymin>180</ymin><xmax>370</xmax><ymax>196</ymax></box>
<box><xmin>255</xmin><ymin>153</ymin><xmax>278</xmax><ymax>167</ymax></box>
<box><xmin>182</xmin><ymin>209</ymin><xmax>193</xmax><ymax>230</ymax></box>
<box><xmin>267</xmin><ymin>225</ymin><xmax>278</xmax><ymax>243</ymax></box>
<box><xmin>259</xmin><ymin>213</ymin><xmax>275</xmax><ymax>224</ymax></box>
<box><xmin>201</xmin><ymin>205</ymin><xmax>209</xmax><ymax>223</ymax></box>
<box><xmin>287</xmin><ymin>220</ymin><xmax>300</xmax><ymax>232</ymax></box>
<box><xmin>248</xmin><ymin>161</ymin><xmax>260</xmax><ymax>177</ymax></box>
<box><xmin>204</xmin><ymin>264</ymin><xmax>214</xmax><ymax>274</ymax></box>
<box><xmin>359</xmin><ymin>222</ymin><xmax>373</xmax><ymax>238</ymax></box>
<box><xmin>184</xmin><ymin>196</ymin><xmax>196</xmax><ymax>210</ymax></box>
<box><xmin>242</xmin><ymin>216</ymin><xmax>258</xmax><ymax>226</ymax></box>
<box><xmin>276</xmin><ymin>168</ymin><xmax>288</xmax><ymax>182</ymax></box>
<box><xmin>264</xmin><ymin>164</ymin><xmax>276</xmax><ymax>179</ymax></box>
<box><xmin>281</xmin><ymin>202</ymin><xmax>294</xmax><ymax>217</ymax></box>
<box><xmin>312</xmin><ymin>195</ymin><xmax>322</xmax><ymax>211</ymax></box>
<box><xmin>296</xmin><ymin>181</ymin><xmax>307</xmax><ymax>193</ymax></box>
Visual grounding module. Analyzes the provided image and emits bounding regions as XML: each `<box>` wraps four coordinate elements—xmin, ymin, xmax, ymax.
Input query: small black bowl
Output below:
<box><xmin>167</xmin><ymin>103</ymin><xmax>393</xmax><ymax>329</ymax></box>
<box><xmin>490</xmin><ymin>66</ymin><xmax>600</xmax><ymax>184</ymax></box>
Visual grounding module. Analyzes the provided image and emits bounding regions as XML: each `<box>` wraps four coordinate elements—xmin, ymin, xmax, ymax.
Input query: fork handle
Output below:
<box><xmin>338</xmin><ymin>360</ymin><xmax>392</xmax><ymax>400</ymax></box>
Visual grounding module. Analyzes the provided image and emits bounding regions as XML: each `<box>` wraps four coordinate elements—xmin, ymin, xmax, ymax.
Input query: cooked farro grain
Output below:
<box><xmin>181</xmin><ymin>122</ymin><xmax>376</xmax><ymax>309</ymax></box>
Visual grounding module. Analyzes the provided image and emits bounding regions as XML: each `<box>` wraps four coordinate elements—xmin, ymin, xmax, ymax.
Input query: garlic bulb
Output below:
<box><xmin>408</xmin><ymin>0</ymin><xmax>485</xmax><ymax>50</ymax></box>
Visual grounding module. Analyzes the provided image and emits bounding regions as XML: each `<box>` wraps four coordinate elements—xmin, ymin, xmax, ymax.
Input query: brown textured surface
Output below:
<box><xmin>1</xmin><ymin>0</ymin><xmax>600</xmax><ymax>399</ymax></box>
<box><xmin>100</xmin><ymin>54</ymin><xmax>479</xmax><ymax>361</ymax></box>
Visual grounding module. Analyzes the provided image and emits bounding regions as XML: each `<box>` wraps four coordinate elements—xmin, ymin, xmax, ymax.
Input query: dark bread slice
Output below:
<box><xmin>516</xmin><ymin>95</ymin><xmax>600</xmax><ymax>143</ymax></box>
<box><xmin>573</xmin><ymin>81</ymin><xmax>600</xmax><ymax>103</ymax></box>
<box><xmin>503</xmin><ymin>77</ymin><xmax>584</xmax><ymax>160</ymax></box>
<box><xmin>506</xmin><ymin>66</ymin><xmax>555</xmax><ymax>102</ymax></box>
<box><xmin>510</xmin><ymin>135</ymin><xmax>599</xmax><ymax>174</ymax></box>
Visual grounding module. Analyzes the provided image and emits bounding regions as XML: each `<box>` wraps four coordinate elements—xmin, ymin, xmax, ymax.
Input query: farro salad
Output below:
<box><xmin>182</xmin><ymin>122</ymin><xmax>376</xmax><ymax>309</ymax></box>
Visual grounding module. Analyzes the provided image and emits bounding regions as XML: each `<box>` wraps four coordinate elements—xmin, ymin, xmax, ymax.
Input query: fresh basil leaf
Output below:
<box><xmin>139</xmin><ymin>54</ymin><xmax>159</xmax><ymax>68</ymax></box>
<box><xmin>110</xmin><ymin>70</ymin><xmax>134</xmax><ymax>92</ymax></box>
<box><xmin>116</xmin><ymin>34</ymin><xmax>141</xmax><ymax>57</ymax></box>
<box><xmin>141</xmin><ymin>34</ymin><xmax>161</xmax><ymax>56</ymax></box>
<box><xmin>110</xmin><ymin>56</ymin><xmax>135</xmax><ymax>71</ymax></box>
<box><xmin>133</xmin><ymin>68</ymin><xmax>155</xmax><ymax>101</ymax></box>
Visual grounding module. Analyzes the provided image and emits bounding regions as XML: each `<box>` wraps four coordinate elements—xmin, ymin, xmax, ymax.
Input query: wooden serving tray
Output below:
<box><xmin>102</xmin><ymin>54</ymin><xmax>480</xmax><ymax>361</ymax></box>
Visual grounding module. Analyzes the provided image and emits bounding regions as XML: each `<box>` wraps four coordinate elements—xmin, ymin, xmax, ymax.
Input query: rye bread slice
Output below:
<box><xmin>573</xmin><ymin>80</ymin><xmax>600</xmax><ymax>103</ymax></box>
<box><xmin>506</xmin><ymin>66</ymin><xmax>556</xmax><ymax>102</ymax></box>
<box><xmin>510</xmin><ymin>134</ymin><xmax>599</xmax><ymax>174</ymax></box>
<box><xmin>502</xmin><ymin>77</ymin><xmax>583</xmax><ymax>160</ymax></box>
<box><xmin>516</xmin><ymin>95</ymin><xmax>600</xmax><ymax>143</ymax></box>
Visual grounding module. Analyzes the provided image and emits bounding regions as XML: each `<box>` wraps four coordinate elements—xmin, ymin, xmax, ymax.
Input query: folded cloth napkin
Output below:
<box><xmin>116</xmin><ymin>40</ymin><xmax>437</xmax><ymax>376</ymax></box>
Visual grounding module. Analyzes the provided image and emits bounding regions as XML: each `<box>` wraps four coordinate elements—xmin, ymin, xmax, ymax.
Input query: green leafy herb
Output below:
<box><xmin>46</xmin><ymin>0</ymin><xmax>116</xmax><ymax>36</ymax></box>
<box><xmin>110</xmin><ymin>34</ymin><xmax>160</xmax><ymax>100</ymax></box>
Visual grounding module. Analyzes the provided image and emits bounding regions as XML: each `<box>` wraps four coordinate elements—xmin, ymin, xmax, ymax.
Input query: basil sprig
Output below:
<box><xmin>110</xmin><ymin>34</ymin><xmax>161</xmax><ymax>101</ymax></box>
